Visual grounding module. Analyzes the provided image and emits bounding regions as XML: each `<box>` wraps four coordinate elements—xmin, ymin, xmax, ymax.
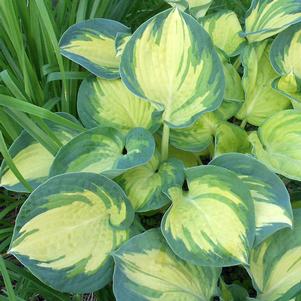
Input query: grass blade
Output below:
<box><xmin>0</xmin><ymin>256</ymin><xmax>16</xmax><ymax>301</ymax></box>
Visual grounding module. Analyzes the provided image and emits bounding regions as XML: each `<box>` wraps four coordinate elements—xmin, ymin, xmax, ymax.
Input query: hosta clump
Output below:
<box><xmin>2</xmin><ymin>1</ymin><xmax>301</xmax><ymax>299</ymax></box>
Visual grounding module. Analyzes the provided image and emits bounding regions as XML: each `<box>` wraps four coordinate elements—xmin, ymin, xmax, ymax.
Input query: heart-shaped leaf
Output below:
<box><xmin>161</xmin><ymin>165</ymin><xmax>255</xmax><ymax>266</ymax></box>
<box><xmin>248</xmin><ymin>209</ymin><xmax>301</xmax><ymax>301</ymax></box>
<box><xmin>244</xmin><ymin>0</ymin><xmax>301</xmax><ymax>42</ymax></box>
<box><xmin>60</xmin><ymin>19</ymin><xmax>130</xmax><ymax>79</ymax></box>
<box><xmin>249</xmin><ymin>109</ymin><xmax>301</xmax><ymax>181</ymax></box>
<box><xmin>0</xmin><ymin>113</ymin><xmax>82</xmax><ymax>192</ymax></box>
<box><xmin>77</xmin><ymin>76</ymin><xmax>161</xmax><ymax>132</ymax></box>
<box><xmin>116</xmin><ymin>152</ymin><xmax>184</xmax><ymax>212</ymax></box>
<box><xmin>120</xmin><ymin>8</ymin><xmax>224</xmax><ymax>128</ymax></box>
<box><xmin>113</xmin><ymin>228</ymin><xmax>221</xmax><ymax>301</ymax></box>
<box><xmin>210</xmin><ymin>153</ymin><xmax>293</xmax><ymax>246</ymax></box>
<box><xmin>9</xmin><ymin>173</ymin><xmax>134</xmax><ymax>293</ymax></box>
<box><xmin>50</xmin><ymin>127</ymin><xmax>155</xmax><ymax>178</ymax></box>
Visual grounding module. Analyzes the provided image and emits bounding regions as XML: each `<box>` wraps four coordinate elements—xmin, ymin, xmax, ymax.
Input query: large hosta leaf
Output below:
<box><xmin>77</xmin><ymin>77</ymin><xmax>161</xmax><ymax>132</ymax></box>
<box><xmin>116</xmin><ymin>152</ymin><xmax>184</xmax><ymax>212</ymax></box>
<box><xmin>248</xmin><ymin>209</ymin><xmax>301</xmax><ymax>301</ymax></box>
<box><xmin>244</xmin><ymin>0</ymin><xmax>301</xmax><ymax>43</ymax></box>
<box><xmin>9</xmin><ymin>173</ymin><xmax>134</xmax><ymax>293</ymax></box>
<box><xmin>201</xmin><ymin>10</ymin><xmax>245</xmax><ymax>57</ymax></box>
<box><xmin>113</xmin><ymin>228</ymin><xmax>221</xmax><ymax>301</ymax></box>
<box><xmin>60</xmin><ymin>19</ymin><xmax>130</xmax><ymax>79</ymax></box>
<box><xmin>120</xmin><ymin>8</ymin><xmax>224</xmax><ymax>128</ymax></box>
<box><xmin>236</xmin><ymin>42</ymin><xmax>291</xmax><ymax>126</ymax></box>
<box><xmin>50</xmin><ymin>127</ymin><xmax>155</xmax><ymax>178</ymax></box>
<box><xmin>210</xmin><ymin>153</ymin><xmax>293</xmax><ymax>246</ymax></box>
<box><xmin>249</xmin><ymin>110</ymin><xmax>301</xmax><ymax>181</ymax></box>
<box><xmin>161</xmin><ymin>165</ymin><xmax>255</xmax><ymax>266</ymax></box>
<box><xmin>0</xmin><ymin>113</ymin><xmax>81</xmax><ymax>192</ymax></box>
<box><xmin>270</xmin><ymin>24</ymin><xmax>301</xmax><ymax>106</ymax></box>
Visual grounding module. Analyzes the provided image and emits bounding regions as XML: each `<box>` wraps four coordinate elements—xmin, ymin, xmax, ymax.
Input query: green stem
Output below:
<box><xmin>161</xmin><ymin>123</ymin><xmax>170</xmax><ymax>161</ymax></box>
<box><xmin>240</xmin><ymin>119</ymin><xmax>247</xmax><ymax>129</ymax></box>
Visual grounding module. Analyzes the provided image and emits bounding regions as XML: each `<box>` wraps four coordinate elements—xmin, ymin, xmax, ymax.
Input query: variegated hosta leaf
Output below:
<box><xmin>113</xmin><ymin>228</ymin><xmax>221</xmax><ymax>301</ymax></box>
<box><xmin>77</xmin><ymin>76</ymin><xmax>161</xmax><ymax>132</ymax></box>
<box><xmin>249</xmin><ymin>110</ymin><xmax>301</xmax><ymax>181</ymax></box>
<box><xmin>164</xmin><ymin>0</ymin><xmax>213</xmax><ymax>19</ymax></box>
<box><xmin>270</xmin><ymin>23</ymin><xmax>301</xmax><ymax>105</ymax></box>
<box><xmin>188</xmin><ymin>0</ymin><xmax>214</xmax><ymax>19</ymax></box>
<box><xmin>116</xmin><ymin>152</ymin><xmax>184</xmax><ymax>212</ymax></box>
<box><xmin>236</xmin><ymin>42</ymin><xmax>291</xmax><ymax>126</ymax></box>
<box><xmin>115</xmin><ymin>32</ymin><xmax>131</xmax><ymax>58</ymax></box>
<box><xmin>9</xmin><ymin>173</ymin><xmax>134</xmax><ymax>293</ymax></box>
<box><xmin>201</xmin><ymin>10</ymin><xmax>245</xmax><ymax>57</ymax></box>
<box><xmin>169</xmin><ymin>112</ymin><xmax>220</xmax><ymax>152</ymax></box>
<box><xmin>120</xmin><ymin>8</ymin><xmax>224</xmax><ymax>128</ymax></box>
<box><xmin>50</xmin><ymin>127</ymin><xmax>155</xmax><ymax>178</ymax></box>
<box><xmin>210</xmin><ymin>153</ymin><xmax>293</xmax><ymax>246</ymax></box>
<box><xmin>164</xmin><ymin>0</ymin><xmax>188</xmax><ymax>11</ymax></box>
<box><xmin>0</xmin><ymin>113</ymin><xmax>81</xmax><ymax>192</ymax></box>
<box><xmin>244</xmin><ymin>0</ymin><xmax>301</xmax><ymax>43</ymax></box>
<box><xmin>60</xmin><ymin>19</ymin><xmax>130</xmax><ymax>79</ymax></box>
<box><xmin>249</xmin><ymin>209</ymin><xmax>301</xmax><ymax>301</ymax></box>
<box><xmin>161</xmin><ymin>165</ymin><xmax>255</xmax><ymax>266</ymax></box>
<box><xmin>214</xmin><ymin>122</ymin><xmax>250</xmax><ymax>157</ymax></box>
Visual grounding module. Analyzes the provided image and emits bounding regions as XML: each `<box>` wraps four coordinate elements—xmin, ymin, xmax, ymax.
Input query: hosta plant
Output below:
<box><xmin>2</xmin><ymin>0</ymin><xmax>301</xmax><ymax>300</ymax></box>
